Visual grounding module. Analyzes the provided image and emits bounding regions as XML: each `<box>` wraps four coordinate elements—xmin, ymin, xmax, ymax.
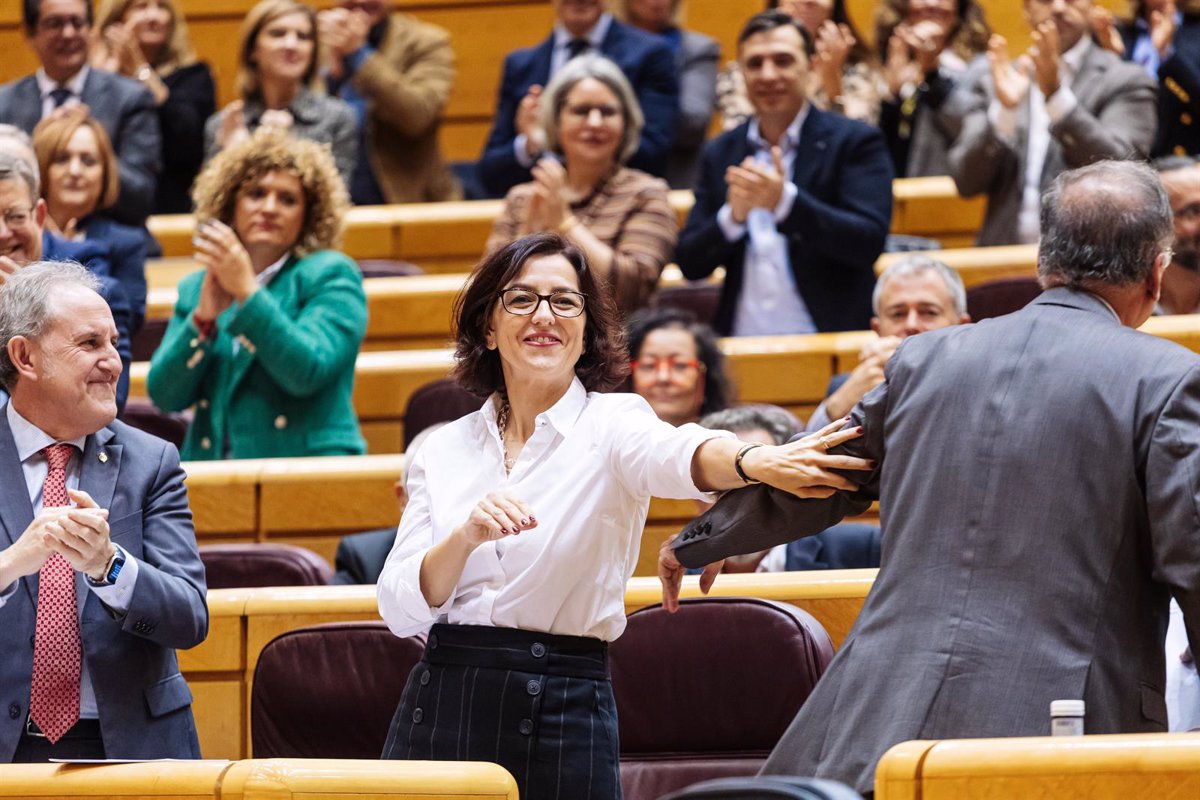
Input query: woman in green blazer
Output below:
<box><xmin>148</xmin><ymin>129</ymin><xmax>367</xmax><ymax>459</ymax></box>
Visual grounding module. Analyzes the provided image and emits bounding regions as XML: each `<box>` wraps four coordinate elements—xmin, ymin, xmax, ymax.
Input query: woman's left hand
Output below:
<box><xmin>742</xmin><ymin>418</ymin><xmax>875</xmax><ymax>499</ymax></box>
<box><xmin>193</xmin><ymin>220</ymin><xmax>258</xmax><ymax>302</ymax></box>
<box><xmin>104</xmin><ymin>21</ymin><xmax>146</xmax><ymax>77</ymax></box>
<box><xmin>531</xmin><ymin>158</ymin><xmax>571</xmax><ymax>231</ymax></box>
<box><xmin>815</xmin><ymin>21</ymin><xmax>854</xmax><ymax>78</ymax></box>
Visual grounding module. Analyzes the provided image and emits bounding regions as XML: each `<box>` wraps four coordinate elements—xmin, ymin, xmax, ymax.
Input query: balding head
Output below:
<box><xmin>1038</xmin><ymin>160</ymin><xmax>1173</xmax><ymax>291</ymax></box>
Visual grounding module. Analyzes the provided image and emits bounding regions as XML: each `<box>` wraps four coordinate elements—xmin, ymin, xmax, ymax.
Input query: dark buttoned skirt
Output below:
<box><xmin>381</xmin><ymin>623</ymin><xmax>621</xmax><ymax>800</ymax></box>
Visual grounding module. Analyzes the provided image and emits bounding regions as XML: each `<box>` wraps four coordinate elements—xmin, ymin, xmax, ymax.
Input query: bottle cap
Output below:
<box><xmin>1050</xmin><ymin>699</ymin><xmax>1085</xmax><ymax>716</ymax></box>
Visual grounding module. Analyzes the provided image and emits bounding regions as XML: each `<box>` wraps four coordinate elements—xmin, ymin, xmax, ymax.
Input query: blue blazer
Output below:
<box><xmin>42</xmin><ymin>233</ymin><xmax>133</xmax><ymax>413</ymax></box>
<box><xmin>478</xmin><ymin>18</ymin><xmax>679</xmax><ymax>197</ymax></box>
<box><xmin>0</xmin><ymin>70</ymin><xmax>161</xmax><ymax>225</ymax></box>
<box><xmin>0</xmin><ymin>412</ymin><xmax>208</xmax><ymax>760</ymax></box>
<box><xmin>80</xmin><ymin>217</ymin><xmax>150</xmax><ymax>336</ymax></box>
<box><xmin>675</xmin><ymin>108</ymin><xmax>894</xmax><ymax>335</ymax></box>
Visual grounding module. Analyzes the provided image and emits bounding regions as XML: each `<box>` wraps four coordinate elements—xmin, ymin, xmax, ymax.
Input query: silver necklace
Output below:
<box><xmin>497</xmin><ymin>397</ymin><xmax>516</xmax><ymax>474</ymax></box>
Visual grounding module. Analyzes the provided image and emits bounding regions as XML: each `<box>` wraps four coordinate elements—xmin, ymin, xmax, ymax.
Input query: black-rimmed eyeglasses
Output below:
<box><xmin>498</xmin><ymin>288</ymin><xmax>587</xmax><ymax>318</ymax></box>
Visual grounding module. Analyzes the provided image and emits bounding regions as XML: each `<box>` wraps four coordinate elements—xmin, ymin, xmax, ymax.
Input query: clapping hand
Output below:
<box><xmin>0</xmin><ymin>256</ymin><xmax>19</xmax><ymax>286</ymax></box>
<box><xmin>461</xmin><ymin>491</ymin><xmax>538</xmax><ymax>546</ymax></box>
<box><xmin>987</xmin><ymin>34</ymin><xmax>1032</xmax><ymax>109</ymax></box>
<box><xmin>193</xmin><ymin>219</ymin><xmax>257</xmax><ymax>303</ymax></box>
<box><xmin>517</xmin><ymin>85</ymin><xmax>546</xmax><ymax>158</ymax></box>
<box><xmin>527</xmin><ymin>158</ymin><xmax>571</xmax><ymax>232</ymax></box>
<box><xmin>1089</xmin><ymin>6</ymin><xmax>1125</xmax><ymax>56</ymax></box>
<box><xmin>215</xmin><ymin>100</ymin><xmax>250</xmax><ymax>149</ymax></box>
<box><xmin>726</xmin><ymin>146</ymin><xmax>786</xmax><ymax>224</ymax></box>
<box><xmin>1152</xmin><ymin>0</ymin><xmax>1178</xmax><ymax>57</ymax></box>
<box><xmin>1028</xmin><ymin>20</ymin><xmax>1062</xmax><ymax>99</ymax></box>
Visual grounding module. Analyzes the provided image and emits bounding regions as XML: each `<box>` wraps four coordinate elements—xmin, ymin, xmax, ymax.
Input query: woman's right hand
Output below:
<box><xmin>195</xmin><ymin>270</ymin><xmax>233</xmax><ymax>323</ymax></box>
<box><xmin>215</xmin><ymin>101</ymin><xmax>249</xmax><ymax>149</ymax></box>
<box><xmin>458</xmin><ymin>491</ymin><xmax>538</xmax><ymax>547</ymax></box>
<box><xmin>743</xmin><ymin>418</ymin><xmax>875</xmax><ymax>499</ymax></box>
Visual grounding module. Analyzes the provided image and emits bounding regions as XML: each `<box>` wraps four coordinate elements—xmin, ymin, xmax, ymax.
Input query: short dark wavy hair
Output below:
<box><xmin>453</xmin><ymin>233</ymin><xmax>628</xmax><ymax>396</ymax></box>
<box><xmin>24</xmin><ymin>0</ymin><xmax>93</xmax><ymax>32</ymax></box>
<box><xmin>624</xmin><ymin>306</ymin><xmax>733</xmax><ymax>418</ymax></box>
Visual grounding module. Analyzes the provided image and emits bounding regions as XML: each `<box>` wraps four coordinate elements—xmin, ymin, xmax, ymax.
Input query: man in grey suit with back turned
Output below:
<box><xmin>946</xmin><ymin>0</ymin><xmax>1156</xmax><ymax>246</ymax></box>
<box><xmin>0</xmin><ymin>0</ymin><xmax>160</xmax><ymax>226</ymax></box>
<box><xmin>661</xmin><ymin>159</ymin><xmax>1200</xmax><ymax>795</ymax></box>
<box><xmin>0</xmin><ymin>262</ymin><xmax>206</xmax><ymax>761</ymax></box>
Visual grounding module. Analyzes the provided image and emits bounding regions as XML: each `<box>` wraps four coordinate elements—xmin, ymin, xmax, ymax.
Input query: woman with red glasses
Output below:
<box><xmin>625</xmin><ymin>307</ymin><xmax>732</xmax><ymax>426</ymax></box>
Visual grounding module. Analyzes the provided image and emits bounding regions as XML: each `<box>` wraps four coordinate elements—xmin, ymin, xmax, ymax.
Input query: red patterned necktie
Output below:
<box><xmin>29</xmin><ymin>443</ymin><xmax>80</xmax><ymax>744</ymax></box>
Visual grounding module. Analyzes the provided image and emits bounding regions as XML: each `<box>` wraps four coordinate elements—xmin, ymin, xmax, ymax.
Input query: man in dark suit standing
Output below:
<box><xmin>0</xmin><ymin>0</ymin><xmax>160</xmax><ymax>226</ymax></box>
<box><xmin>478</xmin><ymin>0</ymin><xmax>678</xmax><ymax>197</ymax></box>
<box><xmin>0</xmin><ymin>261</ymin><xmax>207</xmax><ymax>761</ymax></box>
<box><xmin>662</xmin><ymin>159</ymin><xmax>1200</xmax><ymax>795</ymax></box>
<box><xmin>675</xmin><ymin>11</ymin><xmax>893</xmax><ymax>337</ymax></box>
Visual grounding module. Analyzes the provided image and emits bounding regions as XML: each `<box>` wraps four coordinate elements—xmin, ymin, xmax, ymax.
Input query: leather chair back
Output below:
<box><xmin>652</xmin><ymin>284</ymin><xmax>721</xmax><ymax>326</ymax></box>
<box><xmin>199</xmin><ymin>543</ymin><xmax>333</xmax><ymax>589</ymax></box>
<box><xmin>966</xmin><ymin>277</ymin><xmax>1043</xmax><ymax>321</ymax></box>
<box><xmin>120</xmin><ymin>398</ymin><xmax>190</xmax><ymax>450</ymax></box>
<box><xmin>403</xmin><ymin>378</ymin><xmax>481</xmax><ymax>449</ymax></box>
<box><xmin>611</xmin><ymin>597</ymin><xmax>835</xmax><ymax>800</ymax></box>
<box><xmin>251</xmin><ymin>621</ymin><xmax>425</xmax><ymax>758</ymax></box>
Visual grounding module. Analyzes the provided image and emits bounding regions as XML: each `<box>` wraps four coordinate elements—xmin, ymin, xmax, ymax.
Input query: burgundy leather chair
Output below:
<box><xmin>611</xmin><ymin>597</ymin><xmax>835</xmax><ymax>800</ymax></box>
<box><xmin>131</xmin><ymin>317</ymin><xmax>168</xmax><ymax>361</ymax></box>
<box><xmin>120</xmin><ymin>398</ymin><xmax>190</xmax><ymax>450</ymax></box>
<box><xmin>966</xmin><ymin>276</ymin><xmax>1043</xmax><ymax>321</ymax></box>
<box><xmin>356</xmin><ymin>259</ymin><xmax>424</xmax><ymax>278</ymax></box>
<box><xmin>651</xmin><ymin>283</ymin><xmax>721</xmax><ymax>327</ymax></box>
<box><xmin>199</xmin><ymin>543</ymin><xmax>333</xmax><ymax>590</ymax></box>
<box><xmin>251</xmin><ymin>621</ymin><xmax>425</xmax><ymax>758</ymax></box>
<box><xmin>403</xmin><ymin>378</ymin><xmax>482</xmax><ymax>449</ymax></box>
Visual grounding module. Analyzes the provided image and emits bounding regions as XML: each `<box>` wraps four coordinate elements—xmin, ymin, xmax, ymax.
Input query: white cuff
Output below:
<box><xmin>716</xmin><ymin>203</ymin><xmax>747</xmax><ymax>242</ymax></box>
<box><xmin>513</xmin><ymin>135</ymin><xmax>535</xmax><ymax>168</ymax></box>
<box><xmin>988</xmin><ymin>99</ymin><xmax>1018</xmax><ymax>142</ymax></box>
<box><xmin>377</xmin><ymin>548</ymin><xmax>451</xmax><ymax>638</ymax></box>
<box><xmin>774</xmin><ymin>182</ymin><xmax>798</xmax><ymax>222</ymax></box>
<box><xmin>1044</xmin><ymin>84</ymin><xmax>1078</xmax><ymax>126</ymax></box>
<box><xmin>87</xmin><ymin>544</ymin><xmax>139</xmax><ymax>615</ymax></box>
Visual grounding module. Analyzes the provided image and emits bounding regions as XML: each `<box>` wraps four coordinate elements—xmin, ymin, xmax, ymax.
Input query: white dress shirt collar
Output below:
<box><xmin>6</xmin><ymin>402</ymin><xmax>87</xmax><ymax>462</ymax></box>
<box><xmin>35</xmin><ymin>66</ymin><xmax>89</xmax><ymax>109</ymax></box>
<box><xmin>746</xmin><ymin>103</ymin><xmax>808</xmax><ymax>155</ymax></box>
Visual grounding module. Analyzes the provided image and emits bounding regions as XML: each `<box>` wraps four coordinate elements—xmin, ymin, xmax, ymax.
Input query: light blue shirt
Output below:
<box><xmin>717</xmin><ymin>109</ymin><xmax>816</xmax><ymax>336</ymax></box>
<box><xmin>1129</xmin><ymin>12</ymin><xmax>1181</xmax><ymax>79</ymax></box>
<box><xmin>0</xmin><ymin>402</ymin><xmax>139</xmax><ymax>719</ymax></box>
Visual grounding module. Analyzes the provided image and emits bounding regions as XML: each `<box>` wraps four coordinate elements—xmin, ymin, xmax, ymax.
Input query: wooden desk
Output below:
<box><xmin>875</xmin><ymin>733</ymin><xmax>1200</xmax><ymax>800</ymax></box>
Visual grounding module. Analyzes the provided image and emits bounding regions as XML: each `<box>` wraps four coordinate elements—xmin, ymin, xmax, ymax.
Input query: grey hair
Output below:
<box><xmin>873</xmin><ymin>254</ymin><xmax>967</xmax><ymax>317</ymax></box>
<box><xmin>699</xmin><ymin>403</ymin><xmax>801</xmax><ymax>446</ymax></box>
<box><xmin>1038</xmin><ymin>160</ymin><xmax>1174</xmax><ymax>289</ymax></box>
<box><xmin>539</xmin><ymin>54</ymin><xmax>644</xmax><ymax>165</ymax></box>
<box><xmin>0</xmin><ymin>261</ymin><xmax>100</xmax><ymax>390</ymax></box>
<box><xmin>0</xmin><ymin>151</ymin><xmax>39</xmax><ymax>199</ymax></box>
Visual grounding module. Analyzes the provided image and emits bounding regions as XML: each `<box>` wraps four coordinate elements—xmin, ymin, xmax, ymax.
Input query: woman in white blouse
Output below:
<box><xmin>377</xmin><ymin>232</ymin><xmax>869</xmax><ymax>799</ymax></box>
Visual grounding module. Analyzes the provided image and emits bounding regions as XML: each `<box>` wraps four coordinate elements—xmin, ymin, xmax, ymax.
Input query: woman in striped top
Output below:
<box><xmin>485</xmin><ymin>54</ymin><xmax>678</xmax><ymax>316</ymax></box>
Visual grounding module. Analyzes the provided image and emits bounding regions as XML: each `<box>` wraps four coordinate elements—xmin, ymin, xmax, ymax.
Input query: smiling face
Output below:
<box><xmin>554</xmin><ymin>0</ymin><xmax>605</xmax><ymax>37</ymax></box>
<box><xmin>232</xmin><ymin>169</ymin><xmax>305</xmax><ymax>266</ymax></box>
<box><xmin>48</xmin><ymin>124</ymin><xmax>104</xmax><ymax>220</ymax></box>
<box><xmin>871</xmin><ymin>269</ymin><xmax>966</xmax><ymax>338</ymax></box>
<box><xmin>740</xmin><ymin>24</ymin><xmax>810</xmax><ymax>130</ymax></box>
<box><xmin>28</xmin><ymin>0</ymin><xmax>91</xmax><ymax>83</ymax></box>
<box><xmin>487</xmin><ymin>253</ymin><xmax>586</xmax><ymax>394</ymax></box>
<box><xmin>631</xmin><ymin>325</ymin><xmax>706</xmax><ymax>426</ymax></box>
<box><xmin>122</xmin><ymin>0</ymin><xmax>172</xmax><ymax>52</ymax></box>
<box><xmin>252</xmin><ymin>10</ymin><xmax>315</xmax><ymax>84</ymax></box>
<box><xmin>1024</xmin><ymin>0</ymin><xmax>1091</xmax><ymax>53</ymax></box>
<box><xmin>906</xmin><ymin>0</ymin><xmax>957</xmax><ymax>28</ymax></box>
<box><xmin>558</xmin><ymin>78</ymin><xmax>624</xmax><ymax>168</ymax></box>
<box><xmin>14</xmin><ymin>284</ymin><xmax>120</xmax><ymax>439</ymax></box>
<box><xmin>0</xmin><ymin>178</ymin><xmax>45</xmax><ymax>265</ymax></box>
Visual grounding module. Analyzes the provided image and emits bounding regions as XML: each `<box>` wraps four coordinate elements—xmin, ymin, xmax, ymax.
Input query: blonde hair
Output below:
<box><xmin>192</xmin><ymin>128</ymin><xmax>348</xmax><ymax>257</ymax></box>
<box><xmin>96</xmin><ymin>0</ymin><xmax>197</xmax><ymax>74</ymax></box>
<box><xmin>236</xmin><ymin>0</ymin><xmax>320</xmax><ymax>101</ymax></box>
<box><xmin>32</xmin><ymin>108</ymin><xmax>120</xmax><ymax>211</ymax></box>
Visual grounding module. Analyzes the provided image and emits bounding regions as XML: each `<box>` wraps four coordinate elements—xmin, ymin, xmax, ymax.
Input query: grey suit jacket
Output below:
<box><xmin>666</xmin><ymin>30</ymin><xmax>719</xmax><ymax>190</ymax></box>
<box><xmin>674</xmin><ymin>288</ymin><xmax>1200</xmax><ymax>793</ymax></box>
<box><xmin>0</xmin><ymin>70</ymin><xmax>161</xmax><ymax>226</ymax></box>
<box><xmin>0</xmin><ymin>411</ymin><xmax>207</xmax><ymax>761</ymax></box>
<box><xmin>946</xmin><ymin>44</ymin><xmax>1156</xmax><ymax>246</ymax></box>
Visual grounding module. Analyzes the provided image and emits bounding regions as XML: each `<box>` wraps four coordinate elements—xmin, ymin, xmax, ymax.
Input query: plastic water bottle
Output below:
<box><xmin>1050</xmin><ymin>699</ymin><xmax>1085</xmax><ymax>736</ymax></box>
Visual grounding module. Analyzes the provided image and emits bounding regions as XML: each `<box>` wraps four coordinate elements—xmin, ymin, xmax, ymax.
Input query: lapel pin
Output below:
<box><xmin>98</xmin><ymin>451</ymin><xmax>108</xmax><ymax>463</ymax></box>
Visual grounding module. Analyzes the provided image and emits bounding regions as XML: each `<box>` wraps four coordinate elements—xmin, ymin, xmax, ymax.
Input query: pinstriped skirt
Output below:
<box><xmin>381</xmin><ymin>623</ymin><xmax>622</xmax><ymax>800</ymax></box>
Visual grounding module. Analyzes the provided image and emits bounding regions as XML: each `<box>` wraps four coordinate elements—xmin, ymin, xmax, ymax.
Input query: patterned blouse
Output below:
<box><xmin>485</xmin><ymin>167</ymin><xmax>678</xmax><ymax>315</ymax></box>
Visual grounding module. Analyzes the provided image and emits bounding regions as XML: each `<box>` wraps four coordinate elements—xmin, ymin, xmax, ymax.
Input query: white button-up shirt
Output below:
<box><xmin>377</xmin><ymin>379</ymin><xmax>731</xmax><ymax>642</ymax></box>
<box><xmin>717</xmin><ymin>110</ymin><xmax>817</xmax><ymax>336</ymax></box>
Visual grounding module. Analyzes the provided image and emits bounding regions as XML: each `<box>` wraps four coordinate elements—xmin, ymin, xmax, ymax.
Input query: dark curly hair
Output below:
<box><xmin>453</xmin><ymin>233</ymin><xmax>628</xmax><ymax>396</ymax></box>
<box><xmin>624</xmin><ymin>307</ymin><xmax>733</xmax><ymax>418</ymax></box>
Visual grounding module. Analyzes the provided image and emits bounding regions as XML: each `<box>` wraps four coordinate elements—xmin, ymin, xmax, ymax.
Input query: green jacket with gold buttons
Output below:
<box><xmin>147</xmin><ymin>250</ymin><xmax>368</xmax><ymax>460</ymax></box>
